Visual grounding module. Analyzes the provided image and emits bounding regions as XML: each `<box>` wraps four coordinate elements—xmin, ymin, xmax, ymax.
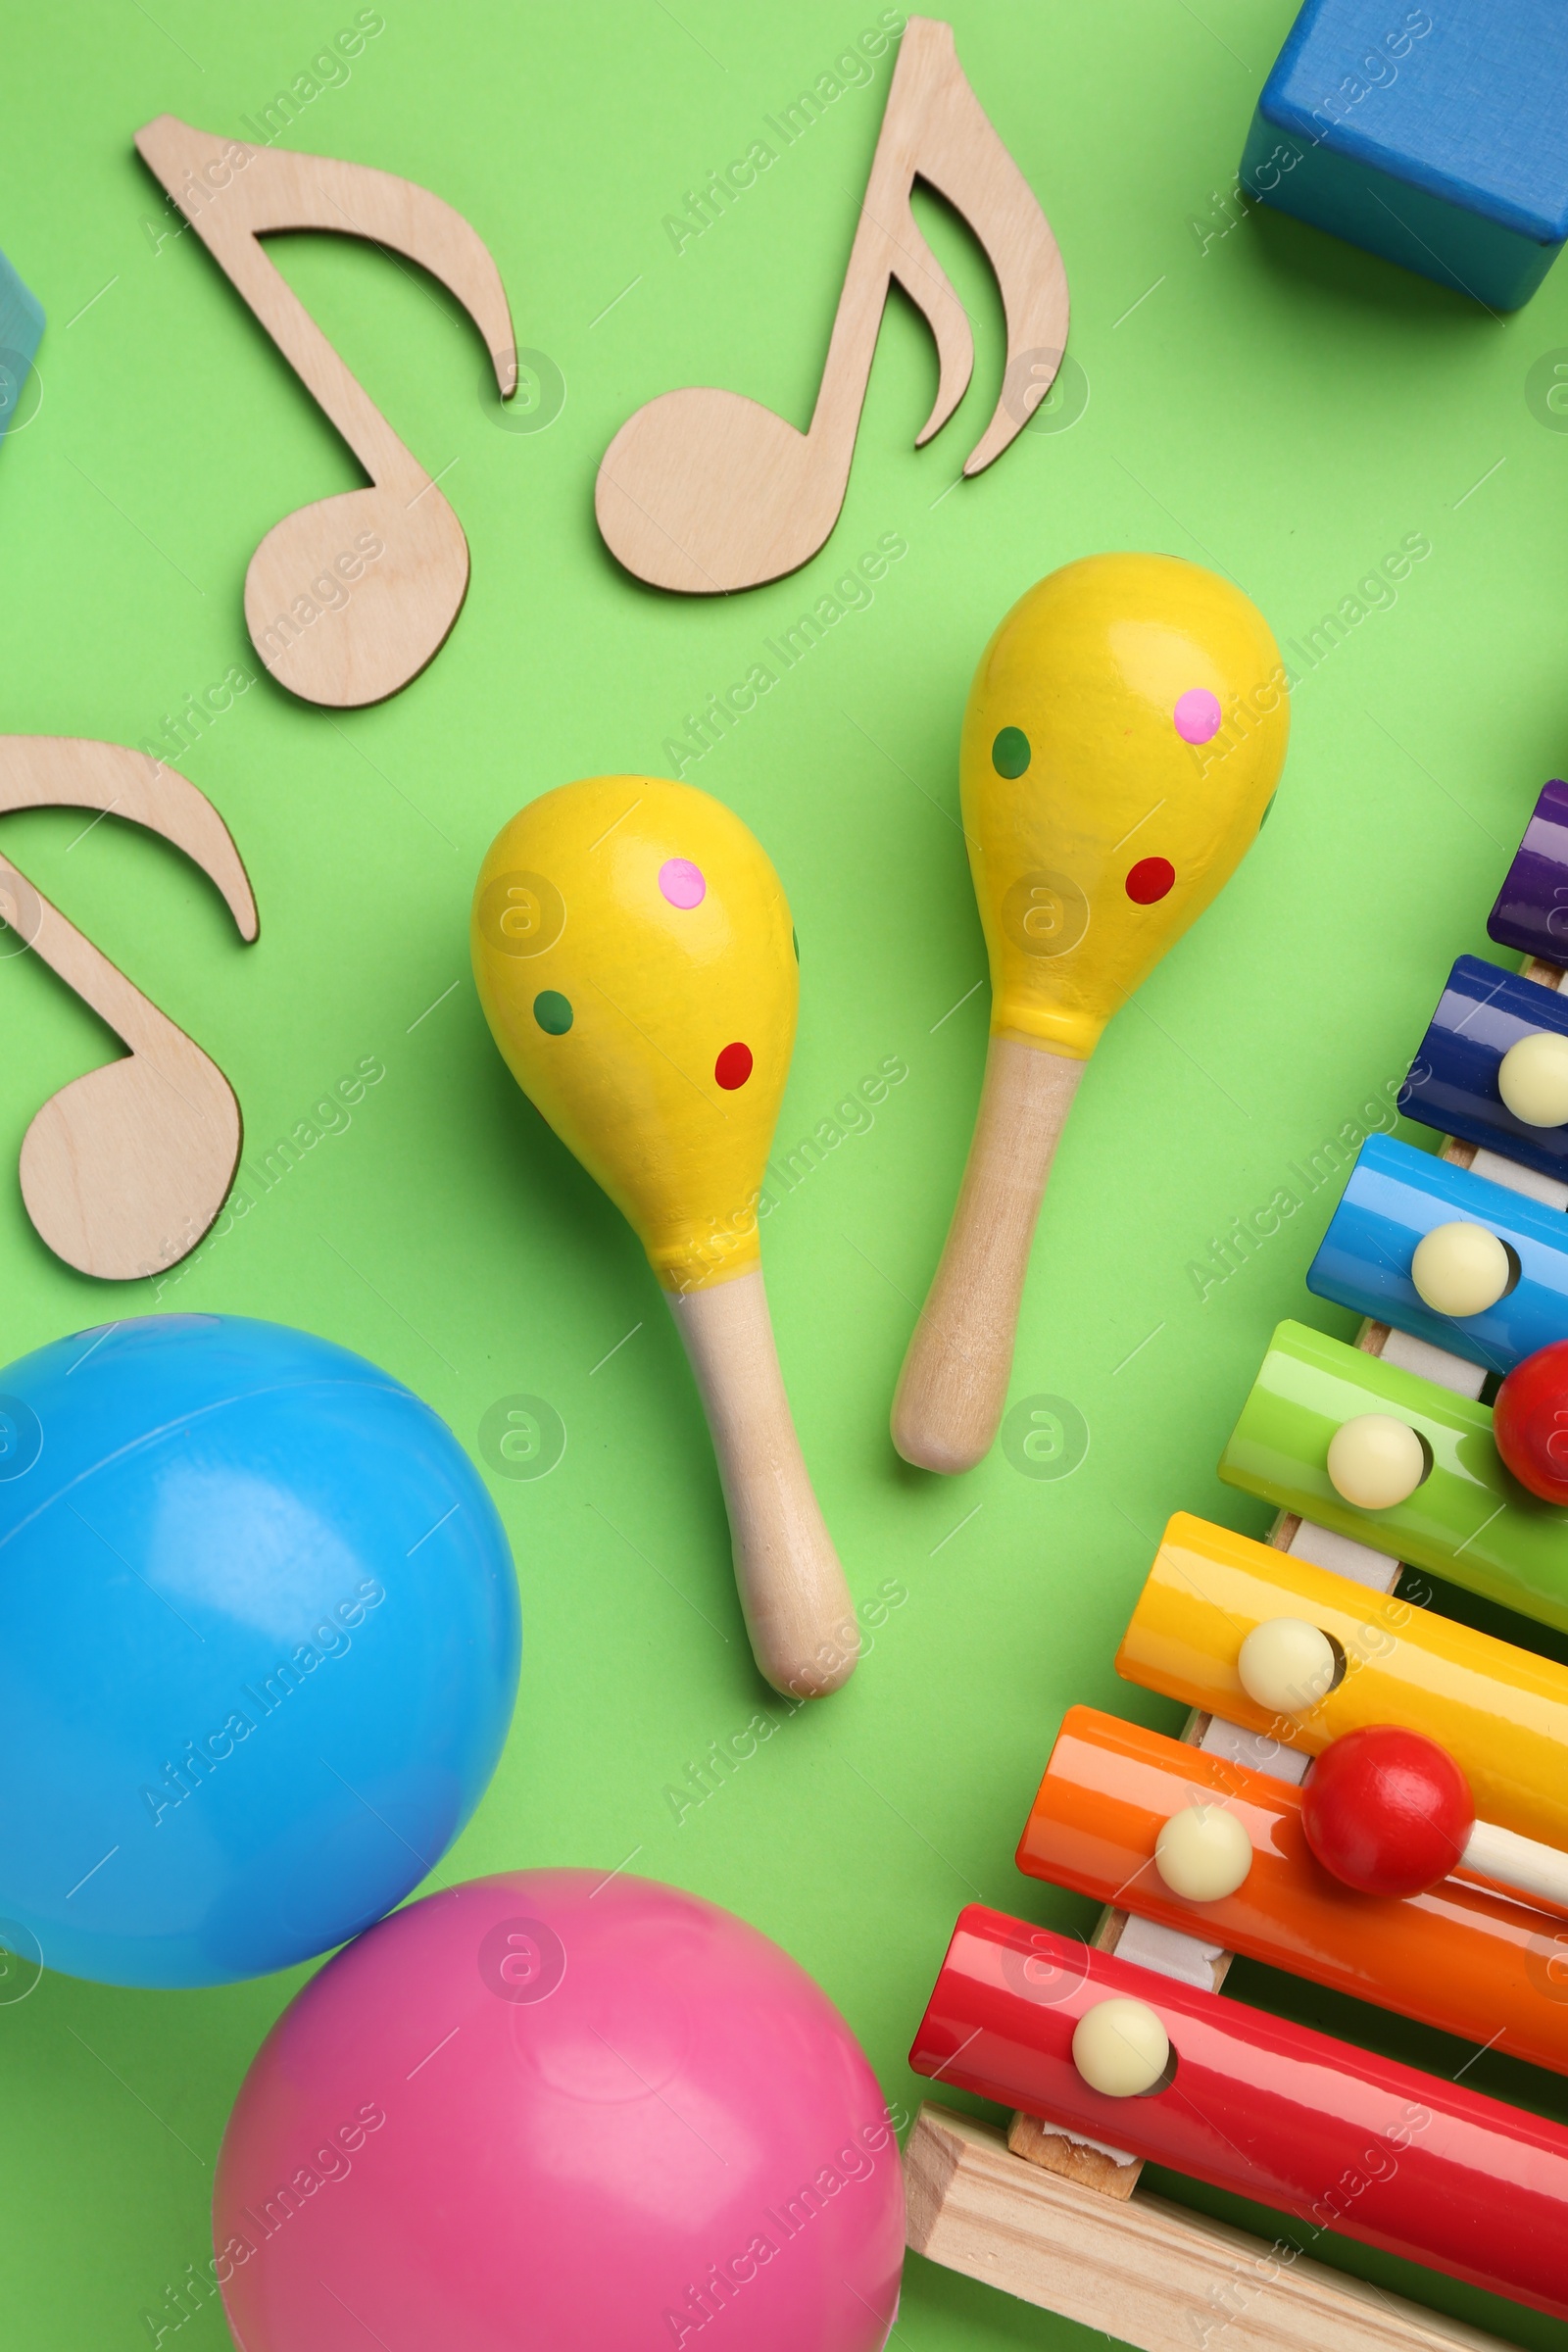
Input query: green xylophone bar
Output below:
<box><xmin>1220</xmin><ymin>1317</ymin><xmax>1568</xmax><ymax>1637</ymax></box>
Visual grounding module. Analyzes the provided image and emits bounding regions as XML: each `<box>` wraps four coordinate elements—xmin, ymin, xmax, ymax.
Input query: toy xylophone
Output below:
<box><xmin>904</xmin><ymin>779</ymin><xmax>1568</xmax><ymax>2349</ymax></box>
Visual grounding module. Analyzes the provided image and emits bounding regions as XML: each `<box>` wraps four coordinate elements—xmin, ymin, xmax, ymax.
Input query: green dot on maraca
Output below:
<box><xmin>533</xmin><ymin>990</ymin><xmax>573</xmax><ymax>1035</ymax></box>
<box><xmin>992</xmin><ymin>725</ymin><xmax>1031</xmax><ymax>778</ymax></box>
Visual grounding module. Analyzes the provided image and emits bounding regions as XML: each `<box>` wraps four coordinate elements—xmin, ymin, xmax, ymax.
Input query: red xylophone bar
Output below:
<box><xmin>908</xmin><ymin>1905</ymin><xmax>1568</xmax><ymax>2324</ymax></box>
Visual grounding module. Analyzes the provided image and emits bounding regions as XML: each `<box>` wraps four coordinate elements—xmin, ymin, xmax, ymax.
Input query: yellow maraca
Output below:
<box><xmin>892</xmin><ymin>552</ymin><xmax>1290</xmax><ymax>1473</ymax></box>
<box><xmin>472</xmin><ymin>775</ymin><xmax>858</xmax><ymax>1696</ymax></box>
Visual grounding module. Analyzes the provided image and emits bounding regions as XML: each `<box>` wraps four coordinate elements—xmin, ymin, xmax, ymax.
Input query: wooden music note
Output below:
<box><xmin>134</xmin><ymin>117</ymin><xmax>517</xmax><ymax>707</ymax></box>
<box><xmin>0</xmin><ymin>738</ymin><xmax>258</xmax><ymax>1280</ymax></box>
<box><xmin>595</xmin><ymin>15</ymin><xmax>1068</xmax><ymax>595</ymax></box>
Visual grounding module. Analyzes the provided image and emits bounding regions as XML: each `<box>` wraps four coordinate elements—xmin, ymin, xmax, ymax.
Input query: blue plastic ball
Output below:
<box><xmin>0</xmin><ymin>1315</ymin><xmax>519</xmax><ymax>1987</ymax></box>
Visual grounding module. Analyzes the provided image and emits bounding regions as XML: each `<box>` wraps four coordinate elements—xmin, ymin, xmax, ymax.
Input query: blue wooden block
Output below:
<box><xmin>1307</xmin><ymin>1131</ymin><xmax>1568</xmax><ymax>1375</ymax></box>
<box><xmin>0</xmin><ymin>246</ymin><xmax>44</xmax><ymax>454</ymax></box>
<box><xmin>1240</xmin><ymin>1</ymin><xmax>1568</xmax><ymax>311</ymax></box>
<box><xmin>1398</xmin><ymin>955</ymin><xmax>1568</xmax><ymax>1178</ymax></box>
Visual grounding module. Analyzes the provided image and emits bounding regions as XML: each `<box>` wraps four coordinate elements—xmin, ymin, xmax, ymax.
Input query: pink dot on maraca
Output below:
<box><xmin>1173</xmin><ymin>687</ymin><xmax>1222</xmax><ymax>745</ymax></box>
<box><xmin>214</xmin><ymin>1872</ymin><xmax>904</xmax><ymax>2352</ymax></box>
<box><xmin>659</xmin><ymin>857</ymin><xmax>707</xmax><ymax>908</ymax></box>
<box><xmin>1300</xmin><ymin>1725</ymin><xmax>1474</xmax><ymax>1898</ymax></box>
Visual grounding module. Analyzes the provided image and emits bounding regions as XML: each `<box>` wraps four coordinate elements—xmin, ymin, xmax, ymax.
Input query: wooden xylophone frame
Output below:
<box><xmin>904</xmin><ymin>945</ymin><xmax>1568</xmax><ymax>2350</ymax></box>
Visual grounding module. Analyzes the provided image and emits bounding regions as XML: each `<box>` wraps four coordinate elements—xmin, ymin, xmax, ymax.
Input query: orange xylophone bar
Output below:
<box><xmin>1017</xmin><ymin>1704</ymin><xmax>1568</xmax><ymax>2074</ymax></box>
<box><xmin>909</xmin><ymin>1907</ymin><xmax>1568</xmax><ymax>2324</ymax></box>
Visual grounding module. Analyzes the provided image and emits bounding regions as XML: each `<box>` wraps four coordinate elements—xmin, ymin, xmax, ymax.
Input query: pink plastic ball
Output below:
<box><xmin>214</xmin><ymin>1871</ymin><xmax>904</xmax><ymax>2352</ymax></box>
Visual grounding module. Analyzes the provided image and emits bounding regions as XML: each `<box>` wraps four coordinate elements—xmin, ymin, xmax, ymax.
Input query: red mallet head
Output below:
<box><xmin>1494</xmin><ymin>1338</ymin><xmax>1568</xmax><ymax>1505</ymax></box>
<box><xmin>1301</xmin><ymin>1725</ymin><xmax>1474</xmax><ymax>1898</ymax></box>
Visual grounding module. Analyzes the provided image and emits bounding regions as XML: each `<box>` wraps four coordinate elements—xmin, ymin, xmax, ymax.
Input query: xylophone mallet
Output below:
<box><xmin>1300</xmin><ymin>1722</ymin><xmax>1568</xmax><ymax>1914</ymax></box>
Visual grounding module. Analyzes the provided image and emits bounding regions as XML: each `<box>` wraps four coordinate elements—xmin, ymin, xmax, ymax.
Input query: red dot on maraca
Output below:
<box><xmin>1493</xmin><ymin>1338</ymin><xmax>1568</xmax><ymax>1504</ymax></box>
<box><xmin>1301</xmin><ymin>1725</ymin><xmax>1474</xmax><ymax>1898</ymax></box>
<box><xmin>1125</xmin><ymin>857</ymin><xmax>1175</xmax><ymax>905</ymax></box>
<box><xmin>714</xmin><ymin>1041</ymin><xmax>753</xmax><ymax>1090</ymax></box>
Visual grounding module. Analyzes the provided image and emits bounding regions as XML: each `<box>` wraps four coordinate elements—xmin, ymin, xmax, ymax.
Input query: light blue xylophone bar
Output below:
<box><xmin>0</xmin><ymin>248</ymin><xmax>44</xmax><ymax>454</ymax></box>
<box><xmin>1306</xmin><ymin>1130</ymin><xmax>1568</xmax><ymax>1377</ymax></box>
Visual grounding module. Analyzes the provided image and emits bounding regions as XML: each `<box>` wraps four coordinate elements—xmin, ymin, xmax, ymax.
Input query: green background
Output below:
<box><xmin>4</xmin><ymin>1</ymin><xmax>1568</xmax><ymax>2343</ymax></box>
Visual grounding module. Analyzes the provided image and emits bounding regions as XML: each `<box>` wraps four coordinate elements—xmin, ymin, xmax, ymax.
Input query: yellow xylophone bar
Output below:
<box><xmin>1115</xmin><ymin>1511</ymin><xmax>1568</xmax><ymax>1853</ymax></box>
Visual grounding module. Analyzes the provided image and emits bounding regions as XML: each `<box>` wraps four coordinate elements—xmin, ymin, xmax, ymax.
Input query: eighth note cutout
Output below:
<box><xmin>136</xmin><ymin>117</ymin><xmax>517</xmax><ymax>707</ymax></box>
<box><xmin>595</xmin><ymin>15</ymin><xmax>1070</xmax><ymax>595</ymax></box>
<box><xmin>0</xmin><ymin>738</ymin><xmax>257</xmax><ymax>1282</ymax></box>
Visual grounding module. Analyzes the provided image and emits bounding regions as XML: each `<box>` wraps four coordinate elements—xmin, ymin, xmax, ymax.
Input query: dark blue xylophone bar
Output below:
<box><xmin>1399</xmin><ymin>955</ymin><xmax>1568</xmax><ymax>1183</ymax></box>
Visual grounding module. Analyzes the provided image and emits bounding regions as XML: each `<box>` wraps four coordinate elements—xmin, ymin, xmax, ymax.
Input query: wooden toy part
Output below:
<box><xmin>909</xmin><ymin>1907</ymin><xmax>1568</xmax><ymax>2325</ymax></box>
<box><xmin>906</xmin><ymin>2106</ymin><xmax>1521</xmax><ymax>2352</ymax></box>
<box><xmin>134</xmin><ymin>116</ymin><xmax>516</xmax><ymax>707</ymax></box>
<box><xmin>595</xmin><ymin>16</ymin><xmax>1067</xmax><ymax>593</ymax></box>
<box><xmin>1017</xmin><ymin>1705</ymin><xmax>1568</xmax><ymax>2079</ymax></box>
<box><xmin>669</xmin><ymin>1271</ymin><xmax>857</xmax><ymax>1697</ymax></box>
<box><xmin>891</xmin><ymin>1037</ymin><xmax>1080</xmax><ymax>1471</ymax></box>
<box><xmin>1117</xmin><ymin>1511</ymin><xmax>1568</xmax><ymax>1854</ymax></box>
<box><xmin>893</xmin><ymin>554</ymin><xmax>1288</xmax><ymax>1471</ymax></box>
<box><xmin>0</xmin><ymin>737</ymin><xmax>258</xmax><ymax>1280</ymax></box>
<box><xmin>1242</xmin><ymin>5</ymin><xmax>1568</xmax><ymax>313</ymax></box>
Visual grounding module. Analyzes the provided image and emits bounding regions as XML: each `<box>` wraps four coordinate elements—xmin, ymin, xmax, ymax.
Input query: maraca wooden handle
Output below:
<box><xmin>892</xmin><ymin>1035</ymin><xmax>1083</xmax><ymax>1473</ymax></box>
<box><xmin>668</xmin><ymin>1270</ymin><xmax>858</xmax><ymax>1696</ymax></box>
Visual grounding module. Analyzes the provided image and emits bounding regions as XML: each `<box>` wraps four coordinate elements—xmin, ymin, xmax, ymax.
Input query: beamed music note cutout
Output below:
<box><xmin>0</xmin><ymin>738</ymin><xmax>258</xmax><ymax>1281</ymax></box>
<box><xmin>135</xmin><ymin>117</ymin><xmax>517</xmax><ymax>707</ymax></box>
<box><xmin>595</xmin><ymin>15</ymin><xmax>1069</xmax><ymax>595</ymax></box>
